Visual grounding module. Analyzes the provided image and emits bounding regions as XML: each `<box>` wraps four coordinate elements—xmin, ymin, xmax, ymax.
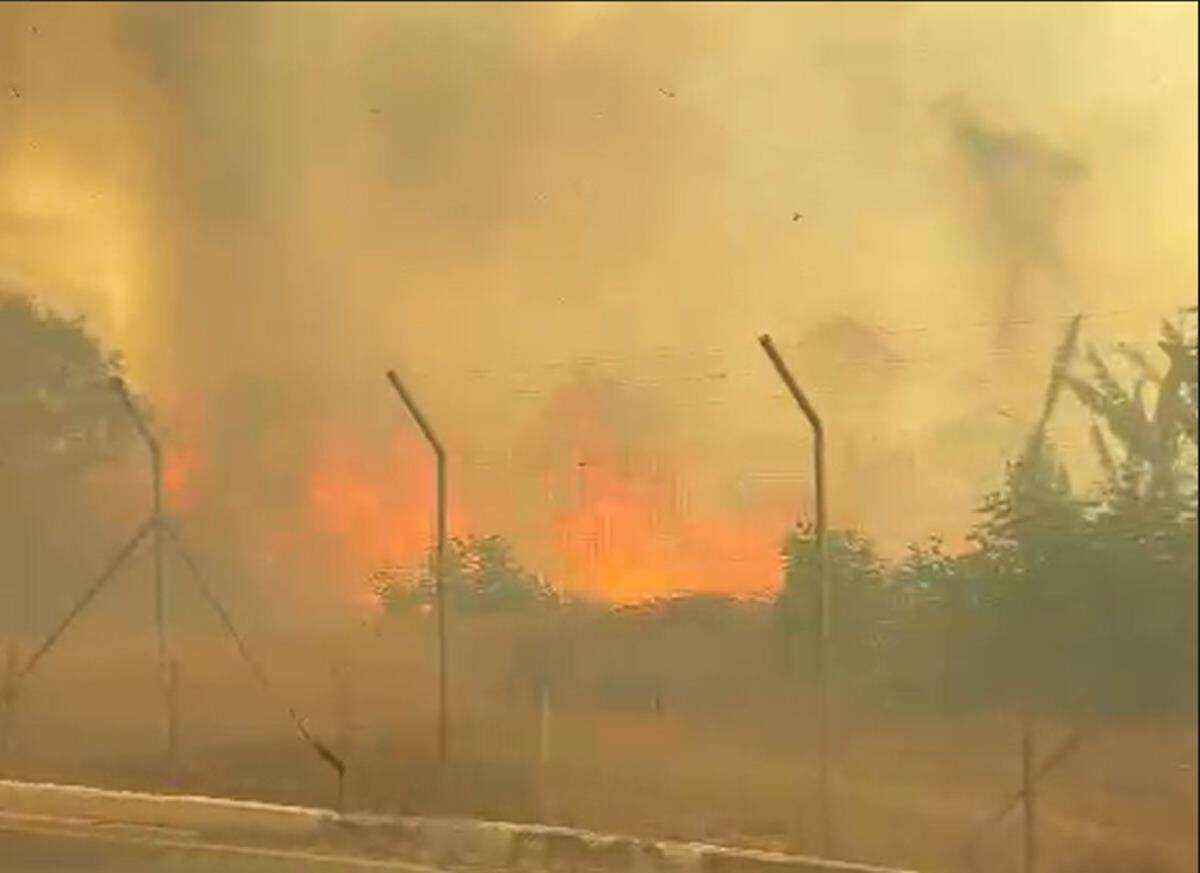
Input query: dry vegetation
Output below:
<box><xmin>3</xmin><ymin>612</ymin><xmax>1194</xmax><ymax>873</ymax></box>
<box><xmin>2</xmin><ymin>294</ymin><xmax>1196</xmax><ymax>873</ymax></box>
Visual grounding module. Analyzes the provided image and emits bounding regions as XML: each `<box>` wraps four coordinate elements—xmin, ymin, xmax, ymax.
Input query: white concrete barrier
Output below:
<box><xmin>0</xmin><ymin>779</ymin><xmax>919</xmax><ymax>873</ymax></box>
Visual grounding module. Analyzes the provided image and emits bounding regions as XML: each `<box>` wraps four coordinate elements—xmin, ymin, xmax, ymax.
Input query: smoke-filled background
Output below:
<box><xmin>3</xmin><ymin>2</ymin><xmax>1196</xmax><ymax>618</ymax></box>
<box><xmin>1</xmin><ymin>5</ymin><xmax>1197</xmax><ymax>871</ymax></box>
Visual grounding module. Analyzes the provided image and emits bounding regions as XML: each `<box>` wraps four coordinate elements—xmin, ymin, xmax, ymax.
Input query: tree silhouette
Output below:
<box><xmin>793</xmin><ymin>308</ymin><xmax>1197</xmax><ymax>715</ymax></box>
<box><xmin>375</xmin><ymin>534</ymin><xmax>556</xmax><ymax>616</ymax></box>
<box><xmin>0</xmin><ymin>293</ymin><xmax>131</xmax><ymax>481</ymax></box>
<box><xmin>1068</xmin><ymin>311</ymin><xmax>1198</xmax><ymax>502</ymax></box>
<box><xmin>0</xmin><ymin>291</ymin><xmax>136</xmax><ymax>634</ymax></box>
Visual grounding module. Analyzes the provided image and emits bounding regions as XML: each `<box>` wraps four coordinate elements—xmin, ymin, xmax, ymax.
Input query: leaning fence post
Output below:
<box><xmin>386</xmin><ymin>369</ymin><xmax>449</xmax><ymax>765</ymax></box>
<box><xmin>759</xmin><ymin>333</ymin><xmax>833</xmax><ymax>855</ymax></box>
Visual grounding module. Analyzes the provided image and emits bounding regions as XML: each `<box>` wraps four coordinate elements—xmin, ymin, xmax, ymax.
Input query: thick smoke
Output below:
<box><xmin>1</xmin><ymin>3</ymin><xmax>1195</xmax><ymax>614</ymax></box>
<box><xmin>938</xmin><ymin>94</ymin><xmax>1088</xmax><ymax>341</ymax></box>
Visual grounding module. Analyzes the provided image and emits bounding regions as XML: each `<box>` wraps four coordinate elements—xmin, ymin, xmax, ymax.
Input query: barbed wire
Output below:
<box><xmin>394</xmin><ymin>303</ymin><xmax>1189</xmax><ymax>387</ymax></box>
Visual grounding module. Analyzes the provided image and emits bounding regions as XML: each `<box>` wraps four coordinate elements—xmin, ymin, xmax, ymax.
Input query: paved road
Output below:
<box><xmin>0</xmin><ymin>816</ymin><xmax>445</xmax><ymax>873</ymax></box>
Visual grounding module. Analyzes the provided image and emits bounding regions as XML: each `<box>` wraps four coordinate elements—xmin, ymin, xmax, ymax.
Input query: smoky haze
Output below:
<box><xmin>1</xmin><ymin>2</ymin><xmax>1196</xmax><ymax>615</ymax></box>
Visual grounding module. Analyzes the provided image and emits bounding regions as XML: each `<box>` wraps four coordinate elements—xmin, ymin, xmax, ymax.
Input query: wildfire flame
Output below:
<box><xmin>542</xmin><ymin>377</ymin><xmax>790</xmax><ymax>603</ymax></box>
<box><xmin>304</xmin><ymin>429</ymin><xmax>462</xmax><ymax>611</ymax></box>
<box><xmin>153</xmin><ymin>379</ymin><xmax>791</xmax><ymax>611</ymax></box>
<box><xmin>159</xmin><ymin>396</ymin><xmax>208</xmax><ymax>514</ymax></box>
<box><xmin>163</xmin><ymin>444</ymin><xmax>199</xmax><ymax>512</ymax></box>
<box><xmin>553</xmin><ymin>456</ymin><xmax>787</xmax><ymax>603</ymax></box>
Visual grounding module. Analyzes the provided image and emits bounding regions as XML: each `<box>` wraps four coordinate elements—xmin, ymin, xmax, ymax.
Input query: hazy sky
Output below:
<box><xmin>2</xmin><ymin>2</ymin><xmax>1196</xmax><ymax>605</ymax></box>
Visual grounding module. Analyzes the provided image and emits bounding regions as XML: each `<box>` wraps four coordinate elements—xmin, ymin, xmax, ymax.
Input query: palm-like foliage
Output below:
<box><xmin>1067</xmin><ymin>310</ymin><xmax>1198</xmax><ymax>502</ymax></box>
<box><xmin>885</xmin><ymin>309</ymin><xmax>1196</xmax><ymax>713</ymax></box>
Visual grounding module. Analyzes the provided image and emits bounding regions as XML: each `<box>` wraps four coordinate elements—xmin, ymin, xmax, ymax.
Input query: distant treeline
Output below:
<box><xmin>3</xmin><ymin>289</ymin><xmax>1195</xmax><ymax>716</ymax></box>
<box><xmin>378</xmin><ymin>310</ymin><xmax>1198</xmax><ymax>717</ymax></box>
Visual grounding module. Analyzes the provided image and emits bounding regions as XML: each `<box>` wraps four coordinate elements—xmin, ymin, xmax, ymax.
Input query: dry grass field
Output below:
<box><xmin>2</xmin><ymin>612</ymin><xmax>1194</xmax><ymax>873</ymax></box>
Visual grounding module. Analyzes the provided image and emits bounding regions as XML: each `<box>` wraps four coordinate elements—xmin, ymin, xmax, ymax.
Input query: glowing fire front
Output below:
<box><xmin>151</xmin><ymin>380</ymin><xmax>791</xmax><ymax>609</ymax></box>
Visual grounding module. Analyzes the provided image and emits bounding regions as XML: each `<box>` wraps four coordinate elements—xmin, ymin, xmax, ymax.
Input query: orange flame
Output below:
<box><xmin>553</xmin><ymin>456</ymin><xmax>786</xmax><ymax>602</ymax></box>
<box><xmin>158</xmin><ymin>393</ymin><xmax>208</xmax><ymax>514</ymax></box>
<box><xmin>163</xmin><ymin>443</ymin><xmax>199</xmax><ymax>512</ymax></box>
<box><xmin>542</xmin><ymin>377</ymin><xmax>789</xmax><ymax>603</ymax></box>
<box><xmin>164</xmin><ymin>376</ymin><xmax>790</xmax><ymax>610</ymax></box>
<box><xmin>304</xmin><ymin>429</ymin><xmax>464</xmax><ymax>611</ymax></box>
